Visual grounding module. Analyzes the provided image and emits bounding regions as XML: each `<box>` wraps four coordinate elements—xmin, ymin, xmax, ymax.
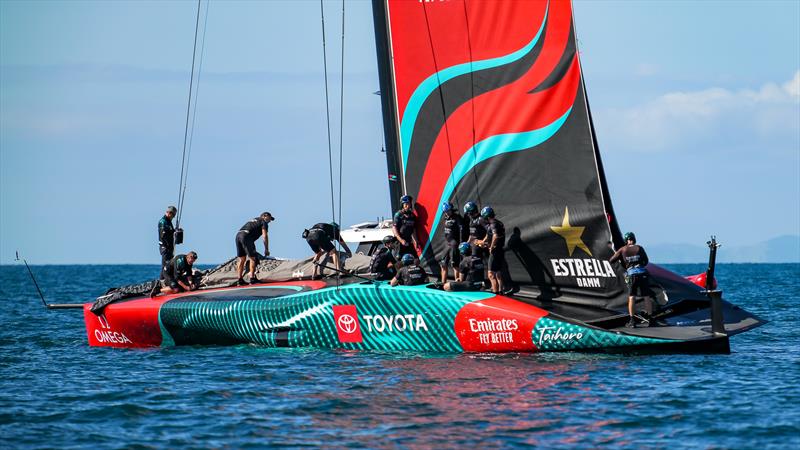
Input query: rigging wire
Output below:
<box><xmin>461</xmin><ymin>0</ymin><xmax>482</xmax><ymax>206</ymax></box>
<box><xmin>421</xmin><ymin>2</ymin><xmax>459</xmax><ymax>208</ymax></box>
<box><xmin>176</xmin><ymin>0</ymin><xmax>203</xmax><ymax>229</ymax></box>
<box><xmin>337</xmin><ymin>0</ymin><xmax>345</xmax><ymax>241</ymax></box>
<box><xmin>178</xmin><ymin>0</ymin><xmax>210</xmax><ymax>226</ymax></box>
<box><xmin>319</xmin><ymin>0</ymin><xmax>337</xmax><ymax>225</ymax></box>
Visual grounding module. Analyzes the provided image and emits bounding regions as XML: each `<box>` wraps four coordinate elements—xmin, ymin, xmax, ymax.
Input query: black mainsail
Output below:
<box><xmin>372</xmin><ymin>0</ymin><xmax>626</xmax><ymax>300</ymax></box>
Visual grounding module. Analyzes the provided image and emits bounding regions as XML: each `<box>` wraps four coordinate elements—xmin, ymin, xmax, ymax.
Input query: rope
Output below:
<box><xmin>461</xmin><ymin>0</ymin><xmax>482</xmax><ymax>205</ymax></box>
<box><xmin>319</xmin><ymin>0</ymin><xmax>337</xmax><ymax>224</ymax></box>
<box><xmin>178</xmin><ymin>0</ymin><xmax>210</xmax><ymax>225</ymax></box>
<box><xmin>176</xmin><ymin>0</ymin><xmax>203</xmax><ymax>229</ymax></box>
<box><xmin>337</xmin><ymin>0</ymin><xmax>345</xmax><ymax>237</ymax></box>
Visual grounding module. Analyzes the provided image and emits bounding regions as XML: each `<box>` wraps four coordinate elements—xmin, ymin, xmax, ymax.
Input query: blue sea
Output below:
<box><xmin>1</xmin><ymin>263</ymin><xmax>798</xmax><ymax>449</ymax></box>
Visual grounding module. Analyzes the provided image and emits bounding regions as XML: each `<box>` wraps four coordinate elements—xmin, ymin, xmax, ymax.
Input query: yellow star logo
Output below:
<box><xmin>550</xmin><ymin>207</ymin><xmax>592</xmax><ymax>257</ymax></box>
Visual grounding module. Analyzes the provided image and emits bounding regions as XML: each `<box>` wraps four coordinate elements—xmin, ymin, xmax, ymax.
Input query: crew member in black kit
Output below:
<box><xmin>158</xmin><ymin>205</ymin><xmax>179</xmax><ymax>277</ymax></box>
<box><xmin>391</xmin><ymin>254</ymin><xmax>428</xmax><ymax>287</ymax></box>
<box><xmin>235</xmin><ymin>212</ymin><xmax>274</xmax><ymax>285</ymax></box>
<box><xmin>481</xmin><ymin>206</ymin><xmax>511</xmax><ymax>295</ymax></box>
<box><xmin>393</xmin><ymin>195</ymin><xmax>419</xmax><ymax>257</ymax></box>
<box><xmin>439</xmin><ymin>201</ymin><xmax>467</xmax><ymax>283</ymax></box>
<box><xmin>305</xmin><ymin>222</ymin><xmax>352</xmax><ymax>280</ymax></box>
<box><xmin>369</xmin><ymin>235</ymin><xmax>398</xmax><ymax>281</ymax></box>
<box><xmin>160</xmin><ymin>251</ymin><xmax>198</xmax><ymax>295</ymax></box>
<box><xmin>609</xmin><ymin>232</ymin><xmax>653</xmax><ymax>328</ymax></box>
<box><xmin>464</xmin><ymin>201</ymin><xmax>487</xmax><ymax>259</ymax></box>
<box><xmin>444</xmin><ymin>243</ymin><xmax>485</xmax><ymax>292</ymax></box>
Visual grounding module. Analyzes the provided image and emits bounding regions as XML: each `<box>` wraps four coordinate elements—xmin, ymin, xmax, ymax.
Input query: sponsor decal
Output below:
<box><xmin>94</xmin><ymin>329</ymin><xmax>133</xmax><ymax>344</ymax></box>
<box><xmin>537</xmin><ymin>324</ymin><xmax>584</xmax><ymax>346</ymax></box>
<box><xmin>363</xmin><ymin>314</ymin><xmax>429</xmax><ymax>333</ymax></box>
<box><xmin>550</xmin><ymin>206</ymin><xmax>617</xmax><ymax>288</ymax></box>
<box><xmin>468</xmin><ymin>318</ymin><xmax>518</xmax><ymax>345</ymax></box>
<box><xmin>93</xmin><ymin>314</ymin><xmax>133</xmax><ymax>344</ymax></box>
<box><xmin>332</xmin><ymin>305</ymin><xmax>363</xmax><ymax>343</ymax></box>
<box><xmin>454</xmin><ymin>297</ymin><xmax>546</xmax><ymax>351</ymax></box>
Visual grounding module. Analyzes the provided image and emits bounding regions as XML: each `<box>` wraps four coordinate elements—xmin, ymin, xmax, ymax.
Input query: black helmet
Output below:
<box><xmin>463</xmin><ymin>201</ymin><xmax>478</xmax><ymax>214</ymax></box>
<box><xmin>382</xmin><ymin>235</ymin><xmax>397</xmax><ymax>245</ymax></box>
<box><xmin>401</xmin><ymin>254</ymin><xmax>415</xmax><ymax>265</ymax></box>
<box><xmin>624</xmin><ymin>232</ymin><xmax>636</xmax><ymax>243</ymax></box>
<box><xmin>400</xmin><ymin>195</ymin><xmax>413</xmax><ymax>204</ymax></box>
<box><xmin>458</xmin><ymin>242</ymin><xmax>470</xmax><ymax>255</ymax></box>
<box><xmin>480</xmin><ymin>206</ymin><xmax>495</xmax><ymax>218</ymax></box>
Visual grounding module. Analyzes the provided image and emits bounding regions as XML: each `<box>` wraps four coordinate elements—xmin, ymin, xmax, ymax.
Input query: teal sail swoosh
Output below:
<box><xmin>399</xmin><ymin>3</ymin><xmax>549</xmax><ymax>174</ymax></box>
<box><xmin>422</xmin><ymin>107</ymin><xmax>572</xmax><ymax>256</ymax></box>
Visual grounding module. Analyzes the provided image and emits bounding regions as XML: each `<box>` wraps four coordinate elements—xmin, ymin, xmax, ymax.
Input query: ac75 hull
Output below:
<box><xmin>84</xmin><ymin>279</ymin><xmax>739</xmax><ymax>354</ymax></box>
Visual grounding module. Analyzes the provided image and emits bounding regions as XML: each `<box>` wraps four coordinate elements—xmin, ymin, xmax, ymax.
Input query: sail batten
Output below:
<box><xmin>373</xmin><ymin>0</ymin><xmax>626</xmax><ymax>302</ymax></box>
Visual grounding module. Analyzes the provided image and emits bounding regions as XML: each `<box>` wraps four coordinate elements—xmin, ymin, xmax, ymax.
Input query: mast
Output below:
<box><xmin>371</xmin><ymin>0</ymin><xmax>403</xmax><ymax>213</ymax></box>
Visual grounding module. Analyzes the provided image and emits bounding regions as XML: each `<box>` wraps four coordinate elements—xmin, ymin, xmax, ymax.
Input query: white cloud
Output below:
<box><xmin>595</xmin><ymin>71</ymin><xmax>800</xmax><ymax>152</ymax></box>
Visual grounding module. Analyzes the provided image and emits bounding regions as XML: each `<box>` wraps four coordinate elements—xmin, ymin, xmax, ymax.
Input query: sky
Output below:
<box><xmin>1</xmin><ymin>0</ymin><xmax>798</xmax><ymax>265</ymax></box>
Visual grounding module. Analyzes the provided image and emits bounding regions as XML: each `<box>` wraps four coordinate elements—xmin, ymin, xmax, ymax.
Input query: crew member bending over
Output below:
<box><xmin>391</xmin><ymin>254</ymin><xmax>428</xmax><ymax>287</ymax></box>
<box><xmin>609</xmin><ymin>232</ymin><xmax>652</xmax><ymax>328</ymax></box>
<box><xmin>480</xmin><ymin>206</ymin><xmax>510</xmax><ymax>295</ymax></box>
<box><xmin>235</xmin><ymin>212</ymin><xmax>274</xmax><ymax>285</ymax></box>
<box><xmin>444</xmin><ymin>243</ymin><xmax>485</xmax><ymax>292</ymax></box>
<box><xmin>393</xmin><ymin>195</ymin><xmax>419</xmax><ymax>257</ymax></box>
<box><xmin>369</xmin><ymin>235</ymin><xmax>398</xmax><ymax>281</ymax></box>
<box><xmin>160</xmin><ymin>251</ymin><xmax>198</xmax><ymax>295</ymax></box>
<box><xmin>305</xmin><ymin>222</ymin><xmax>352</xmax><ymax>279</ymax></box>
<box><xmin>439</xmin><ymin>201</ymin><xmax>467</xmax><ymax>283</ymax></box>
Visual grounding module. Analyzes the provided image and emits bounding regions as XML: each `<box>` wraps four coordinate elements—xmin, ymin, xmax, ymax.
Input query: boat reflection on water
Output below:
<box><xmin>300</xmin><ymin>352</ymin><xmax>656</xmax><ymax>447</ymax></box>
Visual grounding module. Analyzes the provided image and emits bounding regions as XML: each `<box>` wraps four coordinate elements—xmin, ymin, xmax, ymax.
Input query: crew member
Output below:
<box><xmin>160</xmin><ymin>251</ymin><xmax>198</xmax><ymax>295</ymax></box>
<box><xmin>393</xmin><ymin>195</ymin><xmax>419</xmax><ymax>257</ymax></box>
<box><xmin>444</xmin><ymin>243</ymin><xmax>485</xmax><ymax>292</ymax></box>
<box><xmin>610</xmin><ymin>232</ymin><xmax>652</xmax><ymax>328</ymax></box>
<box><xmin>305</xmin><ymin>221</ymin><xmax>352</xmax><ymax>279</ymax></box>
<box><xmin>391</xmin><ymin>254</ymin><xmax>428</xmax><ymax>287</ymax></box>
<box><xmin>369</xmin><ymin>235</ymin><xmax>398</xmax><ymax>281</ymax></box>
<box><xmin>158</xmin><ymin>206</ymin><xmax>178</xmax><ymax>277</ymax></box>
<box><xmin>464</xmin><ymin>201</ymin><xmax>487</xmax><ymax>259</ymax></box>
<box><xmin>235</xmin><ymin>212</ymin><xmax>274</xmax><ymax>285</ymax></box>
<box><xmin>481</xmin><ymin>206</ymin><xmax>510</xmax><ymax>295</ymax></box>
<box><xmin>439</xmin><ymin>201</ymin><xmax>466</xmax><ymax>283</ymax></box>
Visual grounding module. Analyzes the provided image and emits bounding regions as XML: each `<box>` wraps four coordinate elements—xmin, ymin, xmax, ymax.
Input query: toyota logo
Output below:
<box><xmin>337</xmin><ymin>314</ymin><xmax>358</xmax><ymax>334</ymax></box>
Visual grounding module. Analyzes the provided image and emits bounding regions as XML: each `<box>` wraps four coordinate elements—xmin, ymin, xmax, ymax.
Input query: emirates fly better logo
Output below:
<box><xmin>332</xmin><ymin>305</ymin><xmax>363</xmax><ymax>343</ymax></box>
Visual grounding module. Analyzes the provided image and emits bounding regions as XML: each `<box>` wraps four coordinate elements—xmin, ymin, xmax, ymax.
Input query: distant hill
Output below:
<box><xmin>648</xmin><ymin>235</ymin><xmax>800</xmax><ymax>263</ymax></box>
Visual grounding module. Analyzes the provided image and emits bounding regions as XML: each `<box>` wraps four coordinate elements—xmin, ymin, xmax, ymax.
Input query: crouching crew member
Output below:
<box><xmin>305</xmin><ymin>222</ymin><xmax>352</xmax><ymax>279</ymax></box>
<box><xmin>236</xmin><ymin>212</ymin><xmax>274</xmax><ymax>285</ymax></box>
<box><xmin>160</xmin><ymin>251</ymin><xmax>198</xmax><ymax>295</ymax></box>
<box><xmin>369</xmin><ymin>235</ymin><xmax>398</xmax><ymax>281</ymax></box>
<box><xmin>158</xmin><ymin>206</ymin><xmax>178</xmax><ymax>277</ymax></box>
<box><xmin>482</xmin><ymin>206</ymin><xmax>511</xmax><ymax>295</ymax></box>
<box><xmin>610</xmin><ymin>232</ymin><xmax>652</xmax><ymax>328</ymax></box>
<box><xmin>393</xmin><ymin>195</ymin><xmax>419</xmax><ymax>257</ymax></box>
<box><xmin>391</xmin><ymin>254</ymin><xmax>428</xmax><ymax>287</ymax></box>
<box><xmin>444</xmin><ymin>243</ymin><xmax>485</xmax><ymax>292</ymax></box>
<box><xmin>439</xmin><ymin>201</ymin><xmax>466</xmax><ymax>283</ymax></box>
<box><xmin>464</xmin><ymin>201</ymin><xmax>487</xmax><ymax>259</ymax></box>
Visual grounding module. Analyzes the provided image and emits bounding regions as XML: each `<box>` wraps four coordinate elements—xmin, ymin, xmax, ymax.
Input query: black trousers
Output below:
<box><xmin>160</xmin><ymin>246</ymin><xmax>174</xmax><ymax>279</ymax></box>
